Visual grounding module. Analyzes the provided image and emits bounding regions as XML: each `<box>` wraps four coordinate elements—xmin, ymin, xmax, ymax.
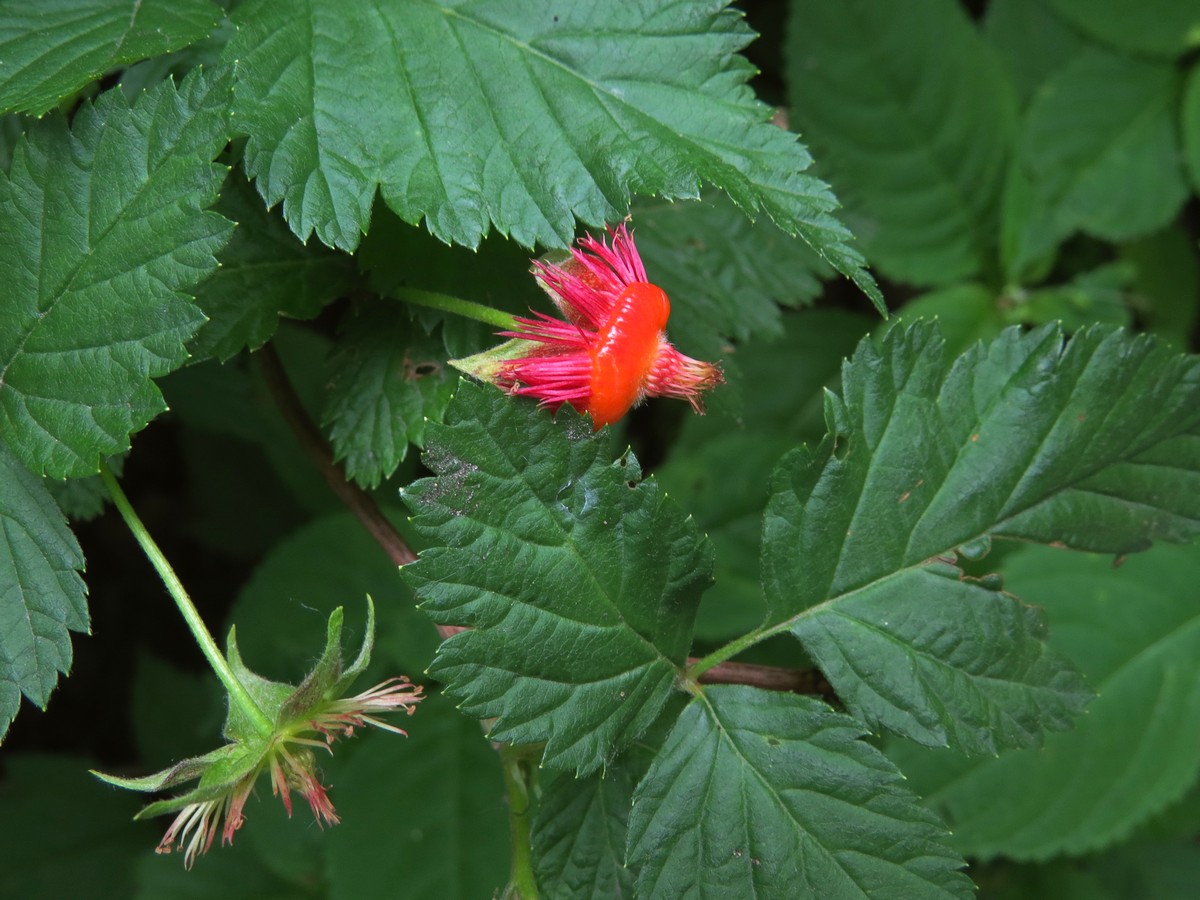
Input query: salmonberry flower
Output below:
<box><xmin>95</xmin><ymin>602</ymin><xmax>422</xmax><ymax>868</ymax></box>
<box><xmin>493</xmin><ymin>224</ymin><xmax>723</xmax><ymax>429</ymax></box>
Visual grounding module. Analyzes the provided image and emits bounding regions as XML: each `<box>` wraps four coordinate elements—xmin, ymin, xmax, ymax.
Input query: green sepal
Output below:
<box><xmin>450</xmin><ymin>338</ymin><xmax>541</xmax><ymax>385</ymax></box>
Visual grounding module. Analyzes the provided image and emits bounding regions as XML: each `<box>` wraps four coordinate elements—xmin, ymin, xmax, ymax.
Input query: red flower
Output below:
<box><xmin>497</xmin><ymin>224</ymin><xmax>722</xmax><ymax>429</ymax></box>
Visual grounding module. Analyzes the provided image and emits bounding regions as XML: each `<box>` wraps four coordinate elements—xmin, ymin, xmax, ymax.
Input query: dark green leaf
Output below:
<box><xmin>0</xmin><ymin>444</ymin><xmax>88</xmax><ymax>742</ymax></box>
<box><xmin>1122</xmin><ymin>225</ymin><xmax>1200</xmax><ymax>351</ymax></box>
<box><xmin>1184</xmin><ymin>62</ymin><xmax>1200</xmax><ymax>194</ymax></box>
<box><xmin>189</xmin><ymin>172</ymin><xmax>359</xmax><ymax>363</ymax></box>
<box><xmin>0</xmin><ymin>0</ymin><xmax>221</xmax><ymax>115</ymax></box>
<box><xmin>224</xmin><ymin>0</ymin><xmax>880</xmax><ymax>308</ymax></box>
<box><xmin>0</xmin><ymin>69</ymin><xmax>233</xmax><ymax>478</ymax></box>
<box><xmin>626</xmin><ymin>686</ymin><xmax>972</xmax><ymax>900</ymax></box>
<box><xmin>761</xmin><ymin>322</ymin><xmax>1200</xmax><ymax>752</ymax></box>
<box><xmin>0</xmin><ymin>755</ymin><xmax>148</xmax><ymax>900</ymax></box>
<box><xmin>322</xmin><ymin>304</ymin><xmax>457</xmax><ymax>489</ymax></box>
<box><xmin>890</xmin><ymin>284</ymin><xmax>1004</xmax><ymax>360</ymax></box>
<box><xmin>657</xmin><ymin>309</ymin><xmax>870</xmax><ymax>640</ymax></box>
<box><xmin>402</xmin><ymin>381</ymin><xmax>713</xmax><ymax>774</ymax></box>
<box><xmin>227</xmin><ymin>510</ymin><xmax>434</xmax><ymax>681</ymax></box>
<box><xmin>1007</xmin><ymin>262</ymin><xmax>1134</xmax><ymax>331</ymax></box>
<box><xmin>45</xmin><ymin>454</ymin><xmax>125</xmax><ymax>522</ymax></box>
<box><xmin>975</xmin><ymin>840</ymin><xmax>1200</xmax><ymax>900</ymax></box>
<box><xmin>984</xmin><ymin>0</ymin><xmax>1088</xmax><ymax>108</ymax></box>
<box><xmin>786</xmin><ymin>0</ymin><xmax>1016</xmax><ymax>286</ymax></box>
<box><xmin>532</xmin><ymin>767</ymin><xmax>638</xmax><ymax>900</ymax></box>
<box><xmin>1047</xmin><ymin>0</ymin><xmax>1200</xmax><ymax>59</ymax></box>
<box><xmin>892</xmin><ymin>543</ymin><xmax>1200</xmax><ymax>860</ymax></box>
<box><xmin>325</xmin><ymin>693</ymin><xmax>509</xmax><ymax>900</ymax></box>
<box><xmin>1018</xmin><ymin>48</ymin><xmax>1187</xmax><ymax>248</ymax></box>
<box><xmin>632</xmin><ymin>194</ymin><xmax>831</xmax><ymax>356</ymax></box>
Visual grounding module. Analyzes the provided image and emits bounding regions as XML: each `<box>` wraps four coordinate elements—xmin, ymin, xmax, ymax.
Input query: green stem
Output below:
<box><xmin>99</xmin><ymin>464</ymin><xmax>274</xmax><ymax>737</ymax></box>
<box><xmin>500</xmin><ymin>744</ymin><xmax>540</xmax><ymax>900</ymax></box>
<box><xmin>392</xmin><ymin>287</ymin><xmax>519</xmax><ymax>330</ymax></box>
<box><xmin>687</xmin><ymin>624</ymin><xmax>784</xmax><ymax>680</ymax></box>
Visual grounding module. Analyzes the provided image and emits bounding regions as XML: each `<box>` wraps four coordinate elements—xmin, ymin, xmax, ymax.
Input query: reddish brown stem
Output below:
<box><xmin>692</xmin><ymin>658</ymin><xmax>834</xmax><ymax>701</ymax></box>
<box><xmin>258</xmin><ymin>344</ymin><xmax>827</xmax><ymax>695</ymax></box>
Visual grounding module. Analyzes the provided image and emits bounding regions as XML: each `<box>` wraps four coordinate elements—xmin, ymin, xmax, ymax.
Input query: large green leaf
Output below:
<box><xmin>760</xmin><ymin>322</ymin><xmax>1200</xmax><ymax>753</ymax></box>
<box><xmin>1047</xmin><ymin>0</ymin><xmax>1200</xmax><ymax>59</ymax></box>
<box><xmin>983</xmin><ymin>0</ymin><xmax>1087</xmax><ymax>108</ymax></box>
<box><xmin>224</xmin><ymin>0</ymin><xmax>880</xmax><ymax>309</ymax></box>
<box><xmin>1018</xmin><ymin>48</ymin><xmax>1187</xmax><ymax>247</ymax></box>
<box><xmin>0</xmin><ymin>445</ymin><xmax>88</xmax><ymax>742</ymax></box>
<box><xmin>0</xmin><ymin>0</ymin><xmax>221</xmax><ymax>115</ymax></box>
<box><xmin>401</xmin><ymin>381</ymin><xmax>713</xmax><ymax>774</ymax></box>
<box><xmin>322</xmin><ymin>304</ymin><xmax>458</xmax><ymax>489</ymax></box>
<box><xmin>786</xmin><ymin>0</ymin><xmax>1016</xmax><ymax>286</ymax></box>
<box><xmin>626</xmin><ymin>686</ymin><xmax>972</xmax><ymax>900</ymax></box>
<box><xmin>0</xmin><ymin>69</ymin><xmax>233</xmax><ymax>478</ymax></box>
<box><xmin>892</xmin><ymin>543</ymin><xmax>1200</xmax><ymax>861</ymax></box>
<box><xmin>189</xmin><ymin>171</ymin><xmax>359</xmax><ymax>363</ymax></box>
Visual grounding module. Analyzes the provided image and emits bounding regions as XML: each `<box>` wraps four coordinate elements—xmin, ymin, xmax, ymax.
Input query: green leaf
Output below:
<box><xmin>786</xmin><ymin>0</ymin><xmax>1016</xmax><ymax>286</ymax></box>
<box><xmin>0</xmin><ymin>755</ymin><xmax>149</xmax><ymax>900</ymax></box>
<box><xmin>1047</xmin><ymin>0</ymin><xmax>1200</xmax><ymax>59</ymax></box>
<box><xmin>761</xmin><ymin>322</ymin><xmax>1200</xmax><ymax>753</ymax></box>
<box><xmin>0</xmin><ymin>69</ymin><xmax>234</xmax><ymax>478</ymax></box>
<box><xmin>532</xmin><ymin>767</ymin><xmax>638</xmax><ymax>900</ymax></box>
<box><xmin>0</xmin><ymin>0</ymin><xmax>222</xmax><ymax>115</ymax></box>
<box><xmin>1018</xmin><ymin>48</ymin><xmax>1187</xmax><ymax>248</ymax></box>
<box><xmin>1184</xmin><ymin>62</ymin><xmax>1200</xmax><ymax>194</ymax></box>
<box><xmin>402</xmin><ymin>381</ymin><xmax>713</xmax><ymax>774</ymax></box>
<box><xmin>189</xmin><ymin>171</ymin><xmax>359</xmax><ymax>363</ymax></box>
<box><xmin>657</xmin><ymin>309</ymin><xmax>870</xmax><ymax>641</ymax></box>
<box><xmin>1007</xmin><ymin>261</ymin><xmax>1135</xmax><ymax>331</ymax></box>
<box><xmin>227</xmin><ymin>510</ymin><xmax>434</xmax><ymax>680</ymax></box>
<box><xmin>0</xmin><ymin>443</ymin><xmax>88</xmax><ymax>742</ymax></box>
<box><xmin>325</xmin><ymin>693</ymin><xmax>509</xmax><ymax>900</ymax></box>
<box><xmin>631</xmin><ymin>194</ymin><xmax>831</xmax><ymax>356</ymax></box>
<box><xmin>983</xmin><ymin>0</ymin><xmax>1088</xmax><ymax>108</ymax></box>
<box><xmin>322</xmin><ymin>304</ymin><xmax>458</xmax><ymax>489</ymax></box>
<box><xmin>45</xmin><ymin>454</ymin><xmax>125</xmax><ymax>522</ymax></box>
<box><xmin>892</xmin><ymin>543</ymin><xmax>1200</xmax><ymax>861</ymax></box>
<box><xmin>626</xmin><ymin>686</ymin><xmax>972</xmax><ymax>900</ymax></box>
<box><xmin>224</xmin><ymin>0</ymin><xmax>880</xmax><ymax>309</ymax></box>
<box><xmin>1122</xmin><ymin>225</ymin><xmax>1200</xmax><ymax>350</ymax></box>
<box><xmin>890</xmin><ymin>284</ymin><xmax>1004</xmax><ymax>360</ymax></box>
